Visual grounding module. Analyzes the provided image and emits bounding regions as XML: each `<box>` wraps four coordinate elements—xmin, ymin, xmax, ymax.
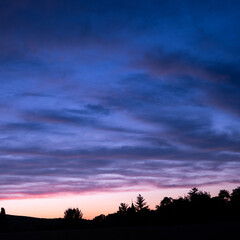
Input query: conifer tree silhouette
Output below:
<box><xmin>135</xmin><ymin>194</ymin><xmax>149</xmax><ymax>211</ymax></box>
<box><xmin>118</xmin><ymin>203</ymin><xmax>129</xmax><ymax>215</ymax></box>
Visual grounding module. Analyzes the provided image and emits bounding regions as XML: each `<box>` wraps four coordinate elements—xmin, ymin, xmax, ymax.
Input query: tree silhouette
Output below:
<box><xmin>64</xmin><ymin>208</ymin><xmax>83</xmax><ymax>221</ymax></box>
<box><xmin>127</xmin><ymin>202</ymin><xmax>136</xmax><ymax>215</ymax></box>
<box><xmin>231</xmin><ymin>186</ymin><xmax>240</xmax><ymax>204</ymax></box>
<box><xmin>135</xmin><ymin>194</ymin><xmax>149</xmax><ymax>212</ymax></box>
<box><xmin>230</xmin><ymin>186</ymin><xmax>240</xmax><ymax>218</ymax></box>
<box><xmin>156</xmin><ymin>197</ymin><xmax>173</xmax><ymax>211</ymax></box>
<box><xmin>118</xmin><ymin>203</ymin><xmax>129</xmax><ymax>215</ymax></box>
<box><xmin>0</xmin><ymin>208</ymin><xmax>6</xmax><ymax>230</ymax></box>
<box><xmin>188</xmin><ymin>187</ymin><xmax>211</xmax><ymax>203</ymax></box>
<box><xmin>161</xmin><ymin>197</ymin><xmax>173</xmax><ymax>207</ymax></box>
<box><xmin>218</xmin><ymin>189</ymin><xmax>230</xmax><ymax>201</ymax></box>
<box><xmin>188</xmin><ymin>187</ymin><xmax>199</xmax><ymax>200</ymax></box>
<box><xmin>0</xmin><ymin>208</ymin><xmax>5</xmax><ymax>216</ymax></box>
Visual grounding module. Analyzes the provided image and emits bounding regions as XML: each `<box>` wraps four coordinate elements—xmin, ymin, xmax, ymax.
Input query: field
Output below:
<box><xmin>1</xmin><ymin>222</ymin><xmax>239</xmax><ymax>240</ymax></box>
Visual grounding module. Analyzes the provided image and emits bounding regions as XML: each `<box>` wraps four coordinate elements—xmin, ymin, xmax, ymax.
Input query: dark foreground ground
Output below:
<box><xmin>0</xmin><ymin>222</ymin><xmax>239</xmax><ymax>240</ymax></box>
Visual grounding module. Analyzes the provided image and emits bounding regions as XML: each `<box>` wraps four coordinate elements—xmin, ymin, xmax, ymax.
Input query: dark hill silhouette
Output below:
<box><xmin>1</xmin><ymin>214</ymin><xmax>64</xmax><ymax>232</ymax></box>
<box><xmin>1</xmin><ymin>222</ymin><xmax>240</xmax><ymax>240</ymax></box>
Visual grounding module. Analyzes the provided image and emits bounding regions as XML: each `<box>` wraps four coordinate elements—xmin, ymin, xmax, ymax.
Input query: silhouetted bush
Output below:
<box><xmin>1</xmin><ymin>208</ymin><xmax>5</xmax><ymax>216</ymax></box>
<box><xmin>0</xmin><ymin>208</ymin><xmax>6</xmax><ymax>231</ymax></box>
<box><xmin>64</xmin><ymin>208</ymin><xmax>83</xmax><ymax>228</ymax></box>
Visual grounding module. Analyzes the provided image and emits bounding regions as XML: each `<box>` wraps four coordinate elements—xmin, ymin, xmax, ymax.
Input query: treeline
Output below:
<box><xmin>64</xmin><ymin>186</ymin><xmax>240</xmax><ymax>228</ymax></box>
<box><xmin>1</xmin><ymin>186</ymin><xmax>240</xmax><ymax>232</ymax></box>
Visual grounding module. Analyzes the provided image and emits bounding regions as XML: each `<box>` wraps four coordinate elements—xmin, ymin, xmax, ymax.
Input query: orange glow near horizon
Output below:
<box><xmin>0</xmin><ymin>184</ymin><xmax>237</xmax><ymax>220</ymax></box>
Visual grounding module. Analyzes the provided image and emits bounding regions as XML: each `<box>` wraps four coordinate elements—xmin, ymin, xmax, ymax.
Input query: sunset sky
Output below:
<box><xmin>0</xmin><ymin>0</ymin><xmax>240</xmax><ymax>219</ymax></box>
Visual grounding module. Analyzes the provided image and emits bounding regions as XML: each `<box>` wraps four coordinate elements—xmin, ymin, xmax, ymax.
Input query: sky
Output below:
<box><xmin>0</xmin><ymin>0</ymin><xmax>240</xmax><ymax>219</ymax></box>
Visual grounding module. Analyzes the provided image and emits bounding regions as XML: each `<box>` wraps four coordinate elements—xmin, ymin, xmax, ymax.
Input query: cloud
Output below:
<box><xmin>1</xmin><ymin>71</ymin><xmax>240</xmax><ymax>199</ymax></box>
<box><xmin>1</xmin><ymin>122</ymin><xmax>48</xmax><ymax>132</ymax></box>
<box><xmin>23</xmin><ymin>109</ymin><xmax>95</xmax><ymax>125</ymax></box>
<box><xmin>0</xmin><ymin>147</ymin><xmax>239</xmax><ymax>199</ymax></box>
<box><xmin>130</xmin><ymin>46</ymin><xmax>240</xmax><ymax>119</ymax></box>
<box><xmin>1</xmin><ymin>0</ymin><xmax>240</xmax><ymax>200</ymax></box>
<box><xmin>66</xmin><ymin>104</ymin><xmax>110</xmax><ymax>116</ymax></box>
<box><xmin>134</xmin><ymin>47</ymin><xmax>240</xmax><ymax>84</ymax></box>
